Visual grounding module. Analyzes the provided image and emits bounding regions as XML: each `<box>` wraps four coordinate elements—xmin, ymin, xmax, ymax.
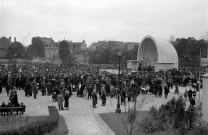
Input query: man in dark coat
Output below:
<box><xmin>0</xmin><ymin>79</ymin><xmax>2</xmax><ymax>93</ymax></box>
<box><xmin>6</xmin><ymin>83</ymin><xmax>10</xmax><ymax>96</ymax></box>
<box><xmin>12</xmin><ymin>91</ymin><xmax>18</xmax><ymax>105</ymax></box>
<box><xmin>92</xmin><ymin>90</ymin><xmax>97</xmax><ymax>108</ymax></box>
<box><xmin>164</xmin><ymin>84</ymin><xmax>169</xmax><ymax>99</ymax></box>
<box><xmin>101</xmin><ymin>91</ymin><xmax>106</xmax><ymax>106</ymax></box>
<box><xmin>188</xmin><ymin>88</ymin><xmax>193</xmax><ymax>101</ymax></box>
<box><xmin>64</xmin><ymin>92</ymin><xmax>69</xmax><ymax>110</ymax></box>
<box><xmin>46</xmin><ymin>81</ymin><xmax>52</xmax><ymax>95</ymax></box>
<box><xmin>88</xmin><ymin>84</ymin><xmax>93</xmax><ymax>100</ymax></box>
<box><xmin>41</xmin><ymin>81</ymin><xmax>46</xmax><ymax>96</ymax></box>
<box><xmin>25</xmin><ymin>81</ymin><xmax>31</xmax><ymax>96</ymax></box>
<box><xmin>33</xmin><ymin>83</ymin><xmax>38</xmax><ymax>99</ymax></box>
<box><xmin>121</xmin><ymin>89</ymin><xmax>126</xmax><ymax>105</ymax></box>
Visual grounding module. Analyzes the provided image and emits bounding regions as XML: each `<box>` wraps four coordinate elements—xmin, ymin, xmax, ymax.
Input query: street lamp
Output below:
<box><xmin>13</xmin><ymin>53</ymin><xmax>17</xmax><ymax>88</ymax></box>
<box><xmin>116</xmin><ymin>51</ymin><xmax>122</xmax><ymax>113</ymax></box>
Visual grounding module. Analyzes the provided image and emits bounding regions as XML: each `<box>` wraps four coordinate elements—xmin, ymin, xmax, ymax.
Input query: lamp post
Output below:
<box><xmin>116</xmin><ymin>51</ymin><xmax>122</xmax><ymax>113</ymax></box>
<box><xmin>13</xmin><ymin>53</ymin><xmax>17</xmax><ymax>88</ymax></box>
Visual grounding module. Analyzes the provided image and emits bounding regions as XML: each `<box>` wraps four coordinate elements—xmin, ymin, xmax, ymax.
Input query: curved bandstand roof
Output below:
<box><xmin>137</xmin><ymin>35</ymin><xmax>178</xmax><ymax>68</ymax></box>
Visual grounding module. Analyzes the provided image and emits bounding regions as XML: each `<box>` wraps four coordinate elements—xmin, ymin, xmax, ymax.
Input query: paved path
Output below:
<box><xmin>0</xmin><ymin>85</ymin><xmax>201</xmax><ymax>135</ymax></box>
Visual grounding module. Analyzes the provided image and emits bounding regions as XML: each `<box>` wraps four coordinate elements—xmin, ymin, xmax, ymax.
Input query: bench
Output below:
<box><xmin>0</xmin><ymin>107</ymin><xmax>25</xmax><ymax>115</ymax></box>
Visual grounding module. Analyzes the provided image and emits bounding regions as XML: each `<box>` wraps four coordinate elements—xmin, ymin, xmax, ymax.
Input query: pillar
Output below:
<box><xmin>202</xmin><ymin>73</ymin><xmax>208</xmax><ymax>122</ymax></box>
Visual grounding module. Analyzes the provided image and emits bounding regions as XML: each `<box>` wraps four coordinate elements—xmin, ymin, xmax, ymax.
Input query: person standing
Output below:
<box><xmin>101</xmin><ymin>91</ymin><xmax>106</xmax><ymax>106</ymax></box>
<box><xmin>158</xmin><ymin>85</ymin><xmax>163</xmax><ymax>98</ymax></box>
<box><xmin>12</xmin><ymin>91</ymin><xmax>18</xmax><ymax>105</ymax></box>
<box><xmin>64</xmin><ymin>92</ymin><xmax>69</xmax><ymax>110</ymax></box>
<box><xmin>0</xmin><ymin>79</ymin><xmax>2</xmax><ymax>94</ymax></box>
<box><xmin>83</xmin><ymin>87</ymin><xmax>87</xmax><ymax>98</ymax></box>
<box><xmin>6</xmin><ymin>83</ymin><xmax>10</xmax><ymax>96</ymax></box>
<box><xmin>121</xmin><ymin>89</ymin><xmax>126</xmax><ymax>105</ymax></box>
<box><xmin>46</xmin><ymin>81</ymin><xmax>52</xmax><ymax>95</ymax></box>
<box><xmin>164</xmin><ymin>84</ymin><xmax>169</xmax><ymax>99</ymax></box>
<box><xmin>174</xmin><ymin>83</ymin><xmax>179</xmax><ymax>95</ymax></box>
<box><xmin>88</xmin><ymin>84</ymin><xmax>93</xmax><ymax>100</ymax></box>
<box><xmin>41</xmin><ymin>81</ymin><xmax>46</xmax><ymax>96</ymax></box>
<box><xmin>57</xmin><ymin>93</ymin><xmax>64</xmax><ymax>111</ymax></box>
<box><xmin>184</xmin><ymin>89</ymin><xmax>188</xmax><ymax>101</ymax></box>
<box><xmin>33</xmin><ymin>83</ymin><xmax>38</xmax><ymax>99</ymax></box>
<box><xmin>188</xmin><ymin>88</ymin><xmax>193</xmax><ymax>101</ymax></box>
<box><xmin>92</xmin><ymin>90</ymin><xmax>97</xmax><ymax>108</ymax></box>
<box><xmin>192</xmin><ymin>89</ymin><xmax>197</xmax><ymax>100</ymax></box>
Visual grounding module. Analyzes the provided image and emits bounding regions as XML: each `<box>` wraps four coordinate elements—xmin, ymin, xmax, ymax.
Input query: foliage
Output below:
<box><xmin>127</xmin><ymin>107</ymin><xmax>137</xmax><ymax>125</ymax></box>
<box><xmin>172</xmin><ymin>37</ymin><xmax>207</xmax><ymax>67</ymax></box>
<box><xmin>192</xmin><ymin>120</ymin><xmax>208</xmax><ymax>135</ymax></box>
<box><xmin>142</xmin><ymin>96</ymin><xmax>188</xmax><ymax>134</ymax></box>
<box><xmin>89</xmin><ymin>41</ymin><xmax>139</xmax><ymax>65</ymax></box>
<box><xmin>27</xmin><ymin>37</ymin><xmax>45</xmax><ymax>57</ymax></box>
<box><xmin>58</xmin><ymin>40</ymin><xmax>72</xmax><ymax>65</ymax></box>
<box><xmin>6</xmin><ymin>41</ymin><xmax>25</xmax><ymax>59</ymax></box>
<box><xmin>142</xmin><ymin>96</ymin><xmax>208</xmax><ymax>135</ymax></box>
<box><xmin>0</xmin><ymin>106</ymin><xmax>59</xmax><ymax>135</ymax></box>
<box><xmin>184</xmin><ymin>105</ymin><xmax>197</xmax><ymax>129</ymax></box>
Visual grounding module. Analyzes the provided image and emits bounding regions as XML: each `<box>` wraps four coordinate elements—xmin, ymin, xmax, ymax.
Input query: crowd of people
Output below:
<box><xmin>0</xmin><ymin>63</ymin><xmax>202</xmax><ymax>112</ymax></box>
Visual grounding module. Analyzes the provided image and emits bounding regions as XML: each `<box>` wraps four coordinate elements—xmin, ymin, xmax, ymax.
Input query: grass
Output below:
<box><xmin>99</xmin><ymin>111</ymin><xmax>183</xmax><ymax>135</ymax></box>
<box><xmin>99</xmin><ymin>111</ymin><xmax>150</xmax><ymax>135</ymax></box>
<box><xmin>0</xmin><ymin>115</ymin><xmax>48</xmax><ymax>132</ymax></box>
<box><xmin>0</xmin><ymin>115</ymin><xmax>68</xmax><ymax>135</ymax></box>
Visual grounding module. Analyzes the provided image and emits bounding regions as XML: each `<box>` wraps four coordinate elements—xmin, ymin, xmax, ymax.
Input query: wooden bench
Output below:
<box><xmin>0</xmin><ymin>107</ymin><xmax>25</xmax><ymax>115</ymax></box>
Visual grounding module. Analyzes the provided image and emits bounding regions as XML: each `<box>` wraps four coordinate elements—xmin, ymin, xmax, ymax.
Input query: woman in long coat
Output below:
<box><xmin>92</xmin><ymin>90</ymin><xmax>97</xmax><ymax>108</ymax></box>
<box><xmin>64</xmin><ymin>93</ymin><xmax>69</xmax><ymax>110</ymax></box>
<box><xmin>57</xmin><ymin>93</ymin><xmax>64</xmax><ymax>111</ymax></box>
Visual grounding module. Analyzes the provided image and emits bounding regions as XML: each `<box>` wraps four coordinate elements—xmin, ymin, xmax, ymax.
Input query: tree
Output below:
<box><xmin>173</xmin><ymin>37</ymin><xmax>207</xmax><ymax>67</ymax></box>
<box><xmin>7</xmin><ymin>41</ymin><xmax>25</xmax><ymax>59</ymax></box>
<box><xmin>28</xmin><ymin>37</ymin><xmax>45</xmax><ymax>57</ymax></box>
<box><xmin>58</xmin><ymin>40</ymin><xmax>71</xmax><ymax>65</ymax></box>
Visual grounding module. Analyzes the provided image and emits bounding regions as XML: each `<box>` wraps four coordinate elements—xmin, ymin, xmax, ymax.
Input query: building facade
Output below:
<box><xmin>44</xmin><ymin>39</ymin><xmax>89</xmax><ymax>64</ymax></box>
<box><xmin>0</xmin><ymin>37</ymin><xmax>12</xmax><ymax>58</ymax></box>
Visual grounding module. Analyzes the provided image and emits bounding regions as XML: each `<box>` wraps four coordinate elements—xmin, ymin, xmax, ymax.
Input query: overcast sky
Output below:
<box><xmin>0</xmin><ymin>0</ymin><xmax>207</xmax><ymax>46</ymax></box>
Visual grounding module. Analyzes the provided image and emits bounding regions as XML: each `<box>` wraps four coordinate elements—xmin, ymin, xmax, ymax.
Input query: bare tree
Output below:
<box><xmin>109</xmin><ymin>90</ymin><xmax>154</xmax><ymax>135</ymax></box>
<box><xmin>169</xmin><ymin>34</ymin><xmax>175</xmax><ymax>45</ymax></box>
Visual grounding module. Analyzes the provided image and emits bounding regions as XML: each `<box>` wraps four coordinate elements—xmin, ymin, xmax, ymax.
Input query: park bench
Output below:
<box><xmin>0</xmin><ymin>107</ymin><xmax>25</xmax><ymax>115</ymax></box>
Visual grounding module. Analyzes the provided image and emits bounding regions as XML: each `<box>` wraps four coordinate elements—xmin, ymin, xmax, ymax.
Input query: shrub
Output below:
<box><xmin>184</xmin><ymin>105</ymin><xmax>197</xmax><ymax>129</ymax></box>
<box><xmin>192</xmin><ymin>120</ymin><xmax>208</xmax><ymax>135</ymax></box>
<box><xmin>0</xmin><ymin>106</ymin><xmax>59</xmax><ymax>135</ymax></box>
<box><xmin>143</xmin><ymin>96</ymin><xmax>188</xmax><ymax>133</ymax></box>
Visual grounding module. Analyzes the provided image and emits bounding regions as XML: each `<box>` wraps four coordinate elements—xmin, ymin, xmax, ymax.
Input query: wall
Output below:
<box><xmin>127</xmin><ymin>60</ymin><xmax>140</xmax><ymax>72</ymax></box>
<box><xmin>155</xmin><ymin>63</ymin><xmax>174</xmax><ymax>71</ymax></box>
<box><xmin>202</xmin><ymin>74</ymin><xmax>208</xmax><ymax>122</ymax></box>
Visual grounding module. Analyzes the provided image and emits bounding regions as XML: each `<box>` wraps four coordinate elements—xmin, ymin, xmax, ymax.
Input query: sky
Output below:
<box><xmin>0</xmin><ymin>0</ymin><xmax>208</xmax><ymax>46</ymax></box>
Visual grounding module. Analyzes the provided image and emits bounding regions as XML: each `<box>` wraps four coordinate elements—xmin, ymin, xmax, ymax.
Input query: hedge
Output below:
<box><xmin>0</xmin><ymin>106</ymin><xmax>59</xmax><ymax>135</ymax></box>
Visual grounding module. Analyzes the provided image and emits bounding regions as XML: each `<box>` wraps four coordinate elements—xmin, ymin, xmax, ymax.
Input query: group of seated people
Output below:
<box><xmin>0</xmin><ymin>102</ymin><xmax>26</xmax><ymax>115</ymax></box>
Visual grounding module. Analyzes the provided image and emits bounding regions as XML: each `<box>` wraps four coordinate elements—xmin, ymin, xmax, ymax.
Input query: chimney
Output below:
<box><xmin>9</xmin><ymin>37</ymin><xmax>11</xmax><ymax>45</ymax></box>
<box><xmin>14</xmin><ymin>37</ymin><xmax>16</xmax><ymax>42</ymax></box>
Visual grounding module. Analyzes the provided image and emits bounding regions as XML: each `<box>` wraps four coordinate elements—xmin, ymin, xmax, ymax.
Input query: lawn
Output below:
<box><xmin>0</xmin><ymin>115</ymin><xmax>48</xmax><ymax>133</ymax></box>
<box><xmin>0</xmin><ymin>115</ymin><xmax>68</xmax><ymax>135</ymax></box>
<box><xmin>99</xmin><ymin>111</ymin><xmax>181</xmax><ymax>135</ymax></box>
